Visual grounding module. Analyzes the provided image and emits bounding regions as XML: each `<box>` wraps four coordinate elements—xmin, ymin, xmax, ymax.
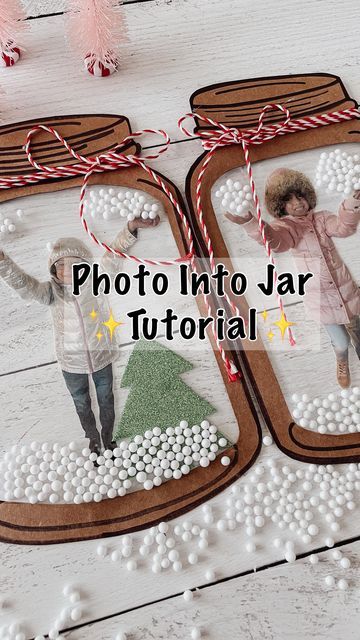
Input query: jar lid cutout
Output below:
<box><xmin>0</xmin><ymin>114</ymin><xmax>138</xmax><ymax>178</ymax></box>
<box><xmin>190</xmin><ymin>73</ymin><xmax>358</xmax><ymax>133</ymax></box>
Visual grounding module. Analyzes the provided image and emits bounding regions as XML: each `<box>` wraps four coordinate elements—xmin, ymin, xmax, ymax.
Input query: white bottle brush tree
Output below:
<box><xmin>67</xmin><ymin>0</ymin><xmax>128</xmax><ymax>77</ymax></box>
<box><xmin>0</xmin><ymin>0</ymin><xmax>28</xmax><ymax>67</ymax></box>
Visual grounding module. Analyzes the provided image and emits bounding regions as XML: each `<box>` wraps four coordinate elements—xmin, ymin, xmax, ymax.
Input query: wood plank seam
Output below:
<box><xmin>33</xmin><ymin>532</ymin><xmax>360</xmax><ymax>638</ymax></box>
<box><xmin>25</xmin><ymin>0</ymin><xmax>163</xmax><ymax>21</ymax></box>
<box><xmin>0</xmin><ymin>331</ymin><xmax>181</xmax><ymax>377</ymax></box>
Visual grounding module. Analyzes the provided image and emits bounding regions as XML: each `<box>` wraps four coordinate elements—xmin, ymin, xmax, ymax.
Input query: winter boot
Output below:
<box><xmin>89</xmin><ymin>439</ymin><xmax>101</xmax><ymax>466</ymax></box>
<box><xmin>103</xmin><ymin>440</ymin><xmax>117</xmax><ymax>455</ymax></box>
<box><xmin>345</xmin><ymin>316</ymin><xmax>360</xmax><ymax>361</ymax></box>
<box><xmin>336</xmin><ymin>357</ymin><xmax>351</xmax><ymax>389</ymax></box>
<box><xmin>89</xmin><ymin>439</ymin><xmax>101</xmax><ymax>454</ymax></box>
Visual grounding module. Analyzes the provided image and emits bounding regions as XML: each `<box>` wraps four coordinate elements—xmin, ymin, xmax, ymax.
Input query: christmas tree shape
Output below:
<box><xmin>115</xmin><ymin>339</ymin><xmax>216</xmax><ymax>440</ymax></box>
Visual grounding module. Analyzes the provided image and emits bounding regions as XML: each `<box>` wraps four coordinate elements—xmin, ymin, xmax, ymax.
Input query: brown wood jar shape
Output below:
<box><xmin>0</xmin><ymin>114</ymin><xmax>261</xmax><ymax>544</ymax></box>
<box><xmin>185</xmin><ymin>73</ymin><xmax>360</xmax><ymax>465</ymax></box>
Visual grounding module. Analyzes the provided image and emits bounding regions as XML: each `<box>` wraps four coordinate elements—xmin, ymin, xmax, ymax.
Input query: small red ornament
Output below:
<box><xmin>0</xmin><ymin>41</ymin><xmax>21</xmax><ymax>67</ymax></box>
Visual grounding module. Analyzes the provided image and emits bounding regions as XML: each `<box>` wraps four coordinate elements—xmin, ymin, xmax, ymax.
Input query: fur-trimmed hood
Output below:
<box><xmin>49</xmin><ymin>237</ymin><xmax>92</xmax><ymax>270</ymax></box>
<box><xmin>49</xmin><ymin>237</ymin><xmax>92</xmax><ymax>282</ymax></box>
<box><xmin>265</xmin><ymin>168</ymin><xmax>317</xmax><ymax>218</ymax></box>
<box><xmin>0</xmin><ymin>227</ymin><xmax>138</xmax><ymax>374</ymax></box>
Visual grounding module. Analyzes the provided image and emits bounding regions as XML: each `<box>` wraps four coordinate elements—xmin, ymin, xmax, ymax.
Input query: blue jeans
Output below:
<box><xmin>62</xmin><ymin>363</ymin><xmax>115</xmax><ymax>448</ymax></box>
<box><xmin>324</xmin><ymin>316</ymin><xmax>360</xmax><ymax>360</ymax></box>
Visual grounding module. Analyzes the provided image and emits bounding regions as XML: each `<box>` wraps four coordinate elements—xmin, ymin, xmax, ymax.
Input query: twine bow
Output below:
<box><xmin>199</xmin><ymin>103</ymin><xmax>292</xmax><ymax>150</ymax></box>
<box><xmin>16</xmin><ymin>125</ymin><xmax>193</xmax><ymax>267</ymax></box>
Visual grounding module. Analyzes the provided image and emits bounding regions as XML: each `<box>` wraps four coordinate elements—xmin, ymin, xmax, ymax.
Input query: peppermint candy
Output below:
<box><xmin>84</xmin><ymin>53</ymin><xmax>117</xmax><ymax>77</ymax></box>
<box><xmin>0</xmin><ymin>42</ymin><xmax>20</xmax><ymax>67</ymax></box>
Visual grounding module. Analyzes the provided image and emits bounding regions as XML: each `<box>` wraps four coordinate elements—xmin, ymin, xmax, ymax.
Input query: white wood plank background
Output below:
<box><xmin>0</xmin><ymin>0</ymin><xmax>359</xmax><ymax>638</ymax></box>
<box><xmin>60</xmin><ymin>541</ymin><xmax>360</xmax><ymax>640</ymax></box>
<box><xmin>2</xmin><ymin>0</ymin><xmax>360</xmax><ymax>138</ymax></box>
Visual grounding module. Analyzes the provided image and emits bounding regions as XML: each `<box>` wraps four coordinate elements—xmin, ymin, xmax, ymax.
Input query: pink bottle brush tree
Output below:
<box><xmin>0</xmin><ymin>0</ymin><xmax>28</xmax><ymax>67</ymax></box>
<box><xmin>67</xmin><ymin>0</ymin><xmax>128</xmax><ymax>77</ymax></box>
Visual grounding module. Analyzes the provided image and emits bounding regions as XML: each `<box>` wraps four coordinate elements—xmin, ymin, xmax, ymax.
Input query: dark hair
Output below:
<box><xmin>277</xmin><ymin>189</ymin><xmax>309</xmax><ymax>218</ymax></box>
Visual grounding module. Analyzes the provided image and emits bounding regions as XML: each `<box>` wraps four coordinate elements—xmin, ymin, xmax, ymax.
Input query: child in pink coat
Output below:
<box><xmin>225</xmin><ymin>168</ymin><xmax>360</xmax><ymax>389</ymax></box>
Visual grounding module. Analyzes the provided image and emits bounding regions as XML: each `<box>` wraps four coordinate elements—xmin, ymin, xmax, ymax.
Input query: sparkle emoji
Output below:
<box><xmin>102</xmin><ymin>310</ymin><xmax>123</xmax><ymax>341</ymax></box>
<box><xmin>273</xmin><ymin>312</ymin><xmax>295</xmax><ymax>340</ymax></box>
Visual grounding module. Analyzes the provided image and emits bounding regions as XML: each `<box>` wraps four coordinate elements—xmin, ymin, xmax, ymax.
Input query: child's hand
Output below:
<box><xmin>225</xmin><ymin>211</ymin><xmax>253</xmax><ymax>225</ymax></box>
<box><xmin>128</xmin><ymin>216</ymin><xmax>160</xmax><ymax>233</ymax></box>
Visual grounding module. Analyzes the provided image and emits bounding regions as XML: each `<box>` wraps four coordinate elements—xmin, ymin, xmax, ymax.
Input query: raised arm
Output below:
<box><xmin>101</xmin><ymin>217</ymin><xmax>161</xmax><ymax>272</ymax></box>
<box><xmin>324</xmin><ymin>194</ymin><xmax>360</xmax><ymax>238</ymax></box>
<box><xmin>0</xmin><ymin>250</ymin><xmax>53</xmax><ymax>305</ymax></box>
<box><xmin>225</xmin><ymin>212</ymin><xmax>299</xmax><ymax>253</ymax></box>
<box><xmin>100</xmin><ymin>224</ymin><xmax>138</xmax><ymax>273</ymax></box>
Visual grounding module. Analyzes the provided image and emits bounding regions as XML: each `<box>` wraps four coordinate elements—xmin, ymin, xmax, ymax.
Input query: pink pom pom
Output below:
<box><xmin>0</xmin><ymin>41</ymin><xmax>20</xmax><ymax>67</ymax></box>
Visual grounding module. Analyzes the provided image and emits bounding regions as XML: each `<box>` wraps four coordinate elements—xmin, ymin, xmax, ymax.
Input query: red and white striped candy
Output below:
<box><xmin>0</xmin><ymin>43</ymin><xmax>21</xmax><ymax>68</ymax></box>
<box><xmin>84</xmin><ymin>53</ymin><xmax>117</xmax><ymax>77</ymax></box>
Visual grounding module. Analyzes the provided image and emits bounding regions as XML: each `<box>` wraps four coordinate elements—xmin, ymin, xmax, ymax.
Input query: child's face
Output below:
<box><xmin>55</xmin><ymin>257</ymin><xmax>80</xmax><ymax>284</ymax></box>
<box><xmin>284</xmin><ymin>193</ymin><xmax>310</xmax><ymax>217</ymax></box>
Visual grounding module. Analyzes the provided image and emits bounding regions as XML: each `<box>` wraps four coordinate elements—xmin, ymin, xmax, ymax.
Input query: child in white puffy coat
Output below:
<box><xmin>0</xmin><ymin>217</ymin><xmax>159</xmax><ymax>453</ymax></box>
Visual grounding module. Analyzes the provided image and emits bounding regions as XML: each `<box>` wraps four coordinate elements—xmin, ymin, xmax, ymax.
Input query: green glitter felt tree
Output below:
<box><xmin>114</xmin><ymin>339</ymin><xmax>216</xmax><ymax>440</ymax></box>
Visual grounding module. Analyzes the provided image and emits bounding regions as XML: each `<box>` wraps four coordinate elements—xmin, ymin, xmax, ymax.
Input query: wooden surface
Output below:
<box><xmin>63</xmin><ymin>541</ymin><xmax>360</xmax><ymax>640</ymax></box>
<box><xmin>0</xmin><ymin>0</ymin><xmax>359</xmax><ymax>638</ymax></box>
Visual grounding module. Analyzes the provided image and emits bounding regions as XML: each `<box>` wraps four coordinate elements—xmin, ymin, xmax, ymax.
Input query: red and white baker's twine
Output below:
<box><xmin>1</xmin><ymin>125</ymin><xmax>190</xmax><ymax>267</ymax></box>
<box><xmin>0</xmin><ymin>125</ymin><xmax>239</xmax><ymax>382</ymax></box>
<box><xmin>179</xmin><ymin>104</ymin><xmax>360</xmax><ymax>345</ymax></box>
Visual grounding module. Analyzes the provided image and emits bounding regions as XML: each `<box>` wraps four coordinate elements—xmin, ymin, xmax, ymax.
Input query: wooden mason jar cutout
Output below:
<box><xmin>0</xmin><ymin>114</ymin><xmax>261</xmax><ymax>544</ymax></box>
<box><xmin>185</xmin><ymin>73</ymin><xmax>360</xmax><ymax>464</ymax></box>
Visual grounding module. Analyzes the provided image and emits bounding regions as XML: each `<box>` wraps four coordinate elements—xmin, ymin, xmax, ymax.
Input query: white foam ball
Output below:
<box><xmin>337</xmin><ymin>578</ymin><xmax>348</xmax><ymax>591</ymax></box>
<box><xmin>188</xmin><ymin>553</ymin><xmax>198</xmax><ymax>565</ymax></box>
<box><xmin>70</xmin><ymin>606</ymin><xmax>83</xmax><ymax>622</ymax></box>
<box><xmin>168</xmin><ymin>549</ymin><xmax>179</xmax><ymax>563</ymax></box>
<box><xmin>126</xmin><ymin>559</ymin><xmax>137</xmax><ymax>571</ymax></box>
<box><xmin>309</xmin><ymin>554</ymin><xmax>319</xmax><ymax>564</ymax></box>
<box><xmin>284</xmin><ymin>550</ymin><xmax>296</xmax><ymax>563</ymax></box>
<box><xmin>340</xmin><ymin>557</ymin><xmax>351</xmax><ymax>569</ymax></box>
<box><xmin>324</xmin><ymin>574</ymin><xmax>335</xmax><ymax>589</ymax></box>
<box><xmin>173</xmin><ymin>560</ymin><xmax>183</xmax><ymax>572</ymax></box>
<box><xmin>96</xmin><ymin>544</ymin><xmax>108</xmax><ymax>558</ymax></box>
<box><xmin>183</xmin><ymin>589</ymin><xmax>193</xmax><ymax>602</ymax></box>
<box><xmin>111</xmin><ymin>550</ymin><xmax>121</xmax><ymax>562</ymax></box>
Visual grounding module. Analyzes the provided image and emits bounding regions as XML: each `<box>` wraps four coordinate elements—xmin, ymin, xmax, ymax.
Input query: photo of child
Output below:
<box><xmin>225</xmin><ymin>168</ymin><xmax>360</xmax><ymax>389</ymax></box>
<box><xmin>0</xmin><ymin>216</ymin><xmax>160</xmax><ymax>455</ymax></box>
